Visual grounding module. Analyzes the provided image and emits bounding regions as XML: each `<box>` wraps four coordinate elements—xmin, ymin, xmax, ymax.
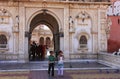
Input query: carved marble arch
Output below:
<box><xmin>77</xmin><ymin>32</ymin><xmax>90</xmax><ymax>49</ymax></box>
<box><xmin>76</xmin><ymin>31</ymin><xmax>90</xmax><ymax>40</ymax></box>
<box><xmin>79</xmin><ymin>35</ymin><xmax>87</xmax><ymax>48</ymax></box>
<box><xmin>0</xmin><ymin>32</ymin><xmax>10</xmax><ymax>40</ymax></box>
<box><xmin>0</xmin><ymin>32</ymin><xmax>10</xmax><ymax>49</ymax></box>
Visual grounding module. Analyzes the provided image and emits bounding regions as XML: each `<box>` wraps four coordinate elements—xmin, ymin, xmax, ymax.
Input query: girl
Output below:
<box><xmin>57</xmin><ymin>50</ymin><xmax>64</xmax><ymax>76</ymax></box>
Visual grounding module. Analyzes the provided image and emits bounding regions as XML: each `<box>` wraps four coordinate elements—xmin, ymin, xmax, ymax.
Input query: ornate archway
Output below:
<box><xmin>28</xmin><ymin>10</ymin><xmax>60</xmax><ymax>61</ymax></box>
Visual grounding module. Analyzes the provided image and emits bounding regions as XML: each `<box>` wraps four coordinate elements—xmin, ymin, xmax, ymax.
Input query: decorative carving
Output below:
<box><xmin>42</xmin><ymin>0</ymin><xmax>47</xmax><ymax>9</ymax></box>
<box><xmin>99</xmin><ymin>5</ymin><xmax>108</xmax><ymax>9</ymax></box>
<box><xmin>13</xmin><ymin>15</ymin><xmax>19</xmax><ymax>33</ymax></box>
<box><xmin>0</xmin><ymin>9</ymin><xmax>10</xmax><ymax>24</ymax></box>
<box><xmin>77</xmin><ymin>18</ymin><xmax>89</xmax><ymax>26</ymax></box>
<box><xmin>76</xmin><ymin>11</ymin><xmax>90</xmax><ymax>27</ymax></box>
<box><xmin>69</xmin><ymin>16</ymin><xmax>75</xmax><ymax>32</ymax></box>
<box><xmin>90</xmin><ymin>5</ymin><xmax>99</xmax><ymax>8</ymax></box>
<box><xmin>105</xmin><ymin>17</ymin><xmax>112</xmax><ymax>39</ymax></box>
<box><xmin>76</xmin><ymin>11</ymin><xmax>90</xmax><ymax>22</ymax></box>
<box><xmin>107</xmin><ymin>17</ymin><xmax>112</xmax><ymax>27</ymax></box>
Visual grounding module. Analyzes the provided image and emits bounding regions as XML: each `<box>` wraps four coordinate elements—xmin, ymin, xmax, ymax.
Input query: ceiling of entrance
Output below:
<box><xmin>30</xmin><ymin>13</ymin><xmax>59</xmax><ymax>34</ymax></box>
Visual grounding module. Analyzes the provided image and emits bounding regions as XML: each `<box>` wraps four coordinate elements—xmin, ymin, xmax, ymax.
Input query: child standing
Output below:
<box><xmin>57</xmin><ymin>50</ymin><xmax>64</xmax><ymax>76</ymax></box>
<box><xmin>48</xmin><ymin>51</ymin><xmax>55</xmax><ymax>77</ymax></box>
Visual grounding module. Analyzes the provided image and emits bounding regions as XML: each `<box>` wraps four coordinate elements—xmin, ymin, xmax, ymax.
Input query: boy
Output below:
<box><xmin>48</xmin><ymin>51</ymin><xmax>55</xmax><ymax>77</ymax></box>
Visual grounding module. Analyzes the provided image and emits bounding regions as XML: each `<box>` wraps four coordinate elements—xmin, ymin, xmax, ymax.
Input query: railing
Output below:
<box><xmin>98</xmin><ymin>52</ymin><xmax>120</xmax><ymax>68</ymax></box>
<box><xmin>69</xmin><ymin>53</ymin><xmax>97</xmax><ymax>59</ymax></box>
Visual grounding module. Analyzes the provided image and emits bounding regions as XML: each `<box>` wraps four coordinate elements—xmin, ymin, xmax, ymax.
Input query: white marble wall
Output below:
<box><xmin>0</xmin><ymin>1</ymin><xmax>110</xmax><ymax>62</ymax></box>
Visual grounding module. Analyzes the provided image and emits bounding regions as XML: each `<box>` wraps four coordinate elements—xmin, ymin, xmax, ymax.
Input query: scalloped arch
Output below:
<box><xmin>27</xmin><ymin>9</ymin><xmax>62</xmax><ymax>31</ymax></box>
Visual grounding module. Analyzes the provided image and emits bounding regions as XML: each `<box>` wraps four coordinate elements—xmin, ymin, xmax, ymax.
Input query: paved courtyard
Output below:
<box><xmin>0</xmin><ymin>69</ymin><xmax>120</xmax><ymax>79</ymax></box>
<box><xmin>0</xmin><ymin>61</ymin><xmax>110</xmax><ymax>71</ymax></box>
<box><xmin>0</xmin><ymin>61</ymin><xmax>120</xmax><ymax>79</ymax></box>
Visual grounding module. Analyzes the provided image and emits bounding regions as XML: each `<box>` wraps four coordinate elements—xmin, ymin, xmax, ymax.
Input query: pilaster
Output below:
<box><xmin>64</xmin><ymin>4</ymin><xmax>70</xmax><ymax>60</ymax></box>
<box><xmin>18</xmin><ymin>3</ymin><xmax>28</xmax><ymax>62</ymax></box>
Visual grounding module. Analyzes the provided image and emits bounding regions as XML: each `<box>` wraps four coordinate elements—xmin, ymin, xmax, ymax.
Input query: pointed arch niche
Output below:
<box><xmin>74</xmin><ymin>11</ymin><xmax>92</xmax><ymax>53</ymax></box>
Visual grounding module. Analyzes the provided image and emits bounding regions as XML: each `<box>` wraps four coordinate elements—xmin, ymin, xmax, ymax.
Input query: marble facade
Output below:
<box><xmin>0</xmin><ymin>0</ymin><xmax>110</xmax><ymax>62</ymax></box>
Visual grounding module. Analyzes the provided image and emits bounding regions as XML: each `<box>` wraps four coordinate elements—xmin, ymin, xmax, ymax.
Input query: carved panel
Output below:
<box><xmin>0</xmin><ymin>9</ymin><xmax>10</xmax><ymax>24</ymax></box>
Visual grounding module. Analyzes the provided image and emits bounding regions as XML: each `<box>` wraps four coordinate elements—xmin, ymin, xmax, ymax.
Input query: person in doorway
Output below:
<box><xmin>48</xmin><ymin>51</ymin><xmax>55</xmax><ymax>77</ymax></box>
<box><xmin>30</xmin><ymin>41</ymin><xmax>37</xmax><ymax>61</ymax></box>
<box><xmin>42</xmin><ymin>45</ymin><xmax>46</xmax><ymax>60</ymax></box>
<box><xmin>36</xmin><ymin>44</ymin><xmax>41</xmax><ymax>60</ymax></box>
<box><xmin>57</xmin><ymin>50</ymin><xmax>64</xmax><ymax>77</ymax></box>
<box><xmin>40</xmin><ymin>45</ymin><xmax>46</xmax><ymax>60</ymax></box>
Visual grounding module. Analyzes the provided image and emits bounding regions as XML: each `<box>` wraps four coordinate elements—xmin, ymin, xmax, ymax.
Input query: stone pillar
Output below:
<box><xmin>63</xmin><ymin>5</ymin><xmax>70</xmax><ymax>60</ymax></box>
<box><xmin>98</xmin><ymin>9</ymin><xmax>101</xmax><ymax>52</ymax></box>
<box><xmin>18</xmin><ymin>3</ymin><xmax>28</xmax><ymax>62</ymax></box>
<box><xmin>13</xmin><ymin>16</ymin><xmax>19</xmax><ymax>56</ymax></box>
<box><xmin>94</xmin><ymin>34</ymin><xmax>98</xmax><ymax>53</ymax></box>
<box><xmin>91</xmin><ymin>10</ymin><xmax>99</xmax><ymax>53</ymax></box>
<box><xmin>69</xmin><ymin>32</ymin><xmax>74</xmax><ymax>54</ymax></box>
<box><xmin>99</xmin><ymin>8</ymin><xmax>108</xmax><ymax>52</ymax></box>
<box><xmin>92</xmin><ymin>29</ymin><xmax>98</xmax><ymax>53</ymax></box>
<box><xmin>13</xmin><ymin>31</ymin><xmax>19</xmax><ymax>56</ymax></box>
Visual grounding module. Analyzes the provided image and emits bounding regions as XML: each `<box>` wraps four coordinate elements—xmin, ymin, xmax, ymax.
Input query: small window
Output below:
<box><xmin>79</xmin><ymin>35</ymin><xmax>87</xmax><ymax>48</ymax></box>
<box><xmin>0</xmin><ymin>34</ymin><xmax>7</xmax><ymax>48</ymax></box>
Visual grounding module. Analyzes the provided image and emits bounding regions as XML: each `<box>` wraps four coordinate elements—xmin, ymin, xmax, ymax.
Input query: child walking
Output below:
<box><xmin>48</xmin><ymin>51</ymin><xmax>55</xmax><ymax>77</ymax></box>
<box><xmin>57</xmin><ymin>50</ymin><xmax>64</xmax><ymax>76</ymax></box>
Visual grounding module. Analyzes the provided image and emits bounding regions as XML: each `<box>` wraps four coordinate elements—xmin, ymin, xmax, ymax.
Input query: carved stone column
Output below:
<box><xmin>18</xmin><ymin>4</ymin><xmax>28</xmax><ymax>62</ymax></box>
<box><xmin>69</xmin><ymin>31</ymin><xmax>75</xmax><ymax>54</ymax></box>
<box><xmin>12</xmin><ymin>25</ymin><xmax>19</xmax><ymax>57</ymax></box>
<box><xmin>64</xmin><ymin>4</ymin><xmax>70</xmax><ymax>60</ymax></box>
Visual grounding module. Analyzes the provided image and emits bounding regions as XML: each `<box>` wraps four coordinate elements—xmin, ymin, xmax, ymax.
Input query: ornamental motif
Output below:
<box><xmin>0</xmin><ymin>9</ymin><xmax>10</xmax><ymax>24</ymax></box>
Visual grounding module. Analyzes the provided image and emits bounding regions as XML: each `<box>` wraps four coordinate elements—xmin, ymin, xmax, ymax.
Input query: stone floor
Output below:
<box><xmin>0</xmin><ymin>61</ymin><xmax>110</xmax><ymax>71</ymax></box>
<box><xmin>0</xmin><ymin>60</ymin><xmax>119</xmax><ymax>79</ymax></box>
<box><xmin>0</xmin><ymin>69</ymin><xmax>120</xmax><ymax>79</ymax></box>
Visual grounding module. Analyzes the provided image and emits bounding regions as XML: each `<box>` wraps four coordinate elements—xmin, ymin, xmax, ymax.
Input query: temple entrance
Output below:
<box><xmin>28</xmin><ymin>11</ymin><xmax>60</xmax><ymax>61</ymax></box>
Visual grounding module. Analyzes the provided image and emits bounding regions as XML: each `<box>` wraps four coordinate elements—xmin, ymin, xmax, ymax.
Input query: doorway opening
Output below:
<box><xmin>29</xmin><ymin>24</ymin><xmax>54</xmax><ymax>61</ymax></box>
<box><xmin>28</xmin><ymin>12</ymin><xmax>60</xmax><ymax>61</ymax></box>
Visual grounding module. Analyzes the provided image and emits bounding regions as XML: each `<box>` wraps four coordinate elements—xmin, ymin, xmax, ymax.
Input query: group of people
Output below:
<box><xmin>30</xmin><ymin>41</ymin><xmax>64</xmax><ymax>77</ymax></box>
<box><xmin>29</xmin><ymin>41</ymin><xmax>46</xmax><ymax>61</ymax></box>
<box><xmin>48</xmin><ymin>50</ymin><xmax>64</xmax><ymax>77</ymax></box>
